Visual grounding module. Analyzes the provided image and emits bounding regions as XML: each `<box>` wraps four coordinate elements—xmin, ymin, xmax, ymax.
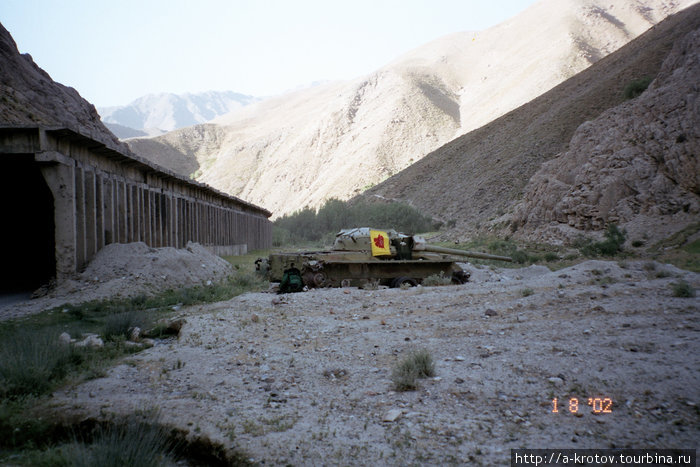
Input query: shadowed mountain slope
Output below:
<box><xmin>363</xmin><ymin>4</ymin><xmax>700</xmax><ymax>244</ymax></box>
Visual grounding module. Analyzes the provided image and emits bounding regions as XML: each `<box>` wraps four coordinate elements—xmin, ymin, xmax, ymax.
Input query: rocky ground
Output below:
<box><xmin>50</xmin><ymin>260</ymin><xmax>699</xmax><ymax>465</ymax></box>
<box><xmin>0</xmin><ymin>242</ymin><xmax>232</xmax><ymax>321</ymax></box>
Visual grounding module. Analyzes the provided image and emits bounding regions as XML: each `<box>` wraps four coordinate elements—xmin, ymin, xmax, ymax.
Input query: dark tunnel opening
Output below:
<box><xmin>0</xmin><ymin>155</ymin><xmax>56</xmax><ymax>293</ymax></box>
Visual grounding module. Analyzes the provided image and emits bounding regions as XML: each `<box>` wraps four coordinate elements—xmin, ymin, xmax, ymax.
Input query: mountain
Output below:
<box><xmin>512</xmin><ymin>18</ymin><xmax>700</xmax><ymax>245</ymax></box>
<box><xmin>127</xmin><ymin>0</ymin><xmax>694</xmax><ymax>217</ymax></box>
<box><xmin>366</xmin><ymin>3</ymin><xmax>700</xmax><ymax>245</ymax></box>
<box><xmin>0</xmin><ymin>22</ymin><xmax>125</xmax><ymax>151</ymax></box>
<box><xmin>98</xmin><ymin>91</ymin><xmax>259</xmax><ymax>138</ymax></box>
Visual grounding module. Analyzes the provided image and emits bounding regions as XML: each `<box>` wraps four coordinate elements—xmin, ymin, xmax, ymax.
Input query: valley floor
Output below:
<box><xmin>51</xmin><ymin>260</ymin><xmax>699</xmax><ymax>465</ymax></box>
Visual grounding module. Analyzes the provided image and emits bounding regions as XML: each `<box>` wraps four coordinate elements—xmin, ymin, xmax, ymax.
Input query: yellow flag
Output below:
<box><xmin>370</xmin><ymin>230</ymin><xmax>391</xmax><ymax>256</ymax></box>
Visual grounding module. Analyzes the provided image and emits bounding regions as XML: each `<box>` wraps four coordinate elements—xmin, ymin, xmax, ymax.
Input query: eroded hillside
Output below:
<box><xmin>127</xmin><ymin>0</ymin><xmax>691</xmax><ymax>217</ymax></box>
<box><xmin>366</xmin><ymin>4</ymin><xmax>700</xmax><ymax>245</ymax></box>
<box><xmin>512</xmin><ymin>25</ymin><xmax>699</xmax><ymax>245</ymax></box>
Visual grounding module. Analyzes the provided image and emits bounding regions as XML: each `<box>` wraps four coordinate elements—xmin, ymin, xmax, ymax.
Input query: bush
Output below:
<box><xmin>578</xmin><ymin>224</ymin><xmax>627</xmax><ymax>257</ymax></box>
<box><xmin>103</xmin><ymin>311</ymin><xmax>142</xmax><ymax>342</ymax></box>
<box><xmin>391</xmin><ymin>349</ymin><xmax>435</xmax><ymax>392</ymax></box>
<box><xmin>520</xmin><ymin>288</ymin><xmax>534</xmax><ymax>297</ymax></box>
<box><xmin>0</xmin><ymin>329</ymin><xmax>75</xmax><ymax>397</ymax></box>
<box><xmin>671</xmin><ymin>280</ymin><xmax>696</xmax><ymax>298</ymax></box>
<box><xmin>624</xmin><ymin>76</ymin><xmax>653</xmax><ymax>99</ymax></box>
<box><xmin>64</xmin><ymin>414</ymin><xmax>177</xmax><ymax>467</ymax></box>
<box><xmin>544</xmin><ymin>252</ymin><xmax>559</xmax><ymax>262</ymax></box>
<box><xmin>422</xmin><ymin>272</ymin><xmax>453</xmax><ymax>286</ymax></box>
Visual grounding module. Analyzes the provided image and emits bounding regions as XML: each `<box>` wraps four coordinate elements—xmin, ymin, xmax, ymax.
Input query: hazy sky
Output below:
<box><xmin>1</xmin><ymin>0</ymin><xmax>537</xmax><ymax>107</ymax></box>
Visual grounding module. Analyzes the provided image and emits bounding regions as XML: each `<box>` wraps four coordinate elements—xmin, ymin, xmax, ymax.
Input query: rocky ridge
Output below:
<box><xmin>512</xmin><ymin>24</ymin><xmax>700</xmax><ymax>245</ymax></box>
<box><xmin>0</xmin><ymin>23</ymin><xmax>126</xmax><ymax>152</ymax></box>
<box><xmin>366</xmin><ymin>3</ymin><xmax>700</xmax><ymax>245</ymax></box>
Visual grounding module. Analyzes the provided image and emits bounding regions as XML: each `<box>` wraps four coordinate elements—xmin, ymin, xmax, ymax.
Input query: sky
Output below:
<box><xmin>0</xmin><ymin>0</ymin><xmax>538</xmax><ymax>107</ymax></box>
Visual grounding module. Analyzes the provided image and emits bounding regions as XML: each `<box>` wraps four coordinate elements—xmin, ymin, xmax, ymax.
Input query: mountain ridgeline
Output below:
<box><xmin>99</xmin><ymin>91</ymin><xmax>259</xmax><ymax>138</ymax></box>
<box><xmin>125</xmin><ymin>0</ymin><xmax>694</xmax><ymax>230</ymax></box>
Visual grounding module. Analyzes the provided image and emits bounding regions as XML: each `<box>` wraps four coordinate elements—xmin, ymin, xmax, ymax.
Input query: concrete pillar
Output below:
<box><xmin>195</xmin><ymin>202</ymin><xmax>200</xmax><ymax>244</ymax></box>
<box><xmin>126</xmin><ymin>184</ymin><xmax>134</xmax><ymax>242</ymax></box>
<box><xmin>84</xmin><ymin>170</ymin><xmax>97</xmax><ymax>262</ymax></box>
<box><xmin>132</xmin><ymin>185</ymin><xmax>140</xmax><ymax>242</ymax></box>
<box><xmin>145</xmin><ymin>189</ymin><xmax>152</xmax><ymax>246</ymax></box>
<box><xmin>138</xmin><ymin>186</ymin><xmax>145</xmax><ymax>243</ymax></box>
<box><xmin>123</xmin><ymin>181</ymin><xmax>128</xmax><ymax>243</ymax></box>
<box><xmin>172</xmin><ymin>196</ymin><xmax>177</xmax><ymax>247</ymax></box>
<box><xmin>176</xmin><ymin>198</ymin><xmax>182</xmax><ymax>248</ymax></box>
<box><xmin>158</xmin><ymin>192</ymin><xmax>165</xmax><ymax>247</ymax></box>
<box><xmin>164</xmin><ymin>193</ymin><xmax>171</xmax><ymax>247</ymax></box>
<box><xmin>96</xmin><ymin>173</ymin><xmax>105</xmax><ymax>250</ymax></box>
<box><xmin>103</xmin><ymin>177</ymin><xmax>114</xmax><ymax>245</ymax></box>
<box><xmin>173</xmin><ymin>196</ymin><xmax>178</xmax><ymax>247</ymax></box>
<box><xmin>168</xmin><ymin>194</ymin><xmax>173</xmax><ymax>246</ymax></box>
<box><xmin>74</xmin><ymin>166</ymin><xmax>86</xmax><ymax>269</ymax></box>
<box><xmin>116</xmin><ymin>180</ymin><xmax>125</xmax><ymax>243</ymax></box>
<box><xmin>38</xmin><ymin>160</ymin><xmax>76</xmax><ymax>282</ymax></box>
<box><xmin>154</xmin><ymin>192</ymin><xmax>161</xmax><ymax>247</ymax></box>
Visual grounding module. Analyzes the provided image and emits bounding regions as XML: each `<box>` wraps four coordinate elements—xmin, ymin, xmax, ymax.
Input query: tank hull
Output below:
<box><xmin>268</xmin><ymin>251</ymin><xmax>469</xmax><ymax>288</ymax></box>
<box><xmin>263</xmin><ymin>227</ymin><xmax>512</xmax><ymax>289</ymax></box>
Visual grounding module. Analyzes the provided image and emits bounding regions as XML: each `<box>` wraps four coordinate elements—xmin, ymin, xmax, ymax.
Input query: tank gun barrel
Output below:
<box><xmin>418</xmin><ymin>244</ymin><xmax>513</xmax><ymax>262</ymax></box>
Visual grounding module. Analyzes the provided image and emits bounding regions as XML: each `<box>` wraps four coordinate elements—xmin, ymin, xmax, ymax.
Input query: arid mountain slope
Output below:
<box><xmin>128</xmin><ymin>0</ymin><xmax>692</xmax><ymax>217</ymax></box>
<box><xmin>512</xmin><ymin>23</ymin><xmax>699</xmax><ymax>245</ymax></box>
<box><xmin>0</xmin><ymin>22</ymin><xmax>125</xmax><ymax>151</ymax></box>
<box><xmin>365</xmin><ymin>4</ymin><xmax>700</xmax><ymax>243</ymax></box>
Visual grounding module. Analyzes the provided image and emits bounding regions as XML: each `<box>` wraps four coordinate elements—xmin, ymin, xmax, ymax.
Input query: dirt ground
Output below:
<box><xmin>0</xmin><ymin>242</ymin><xmax>232</xmax><ymax>321</ymax></box>
<box><xmin>50</xmin><ymin>260</ymin><xmax>699</xmax><ymax>465</ymax></box>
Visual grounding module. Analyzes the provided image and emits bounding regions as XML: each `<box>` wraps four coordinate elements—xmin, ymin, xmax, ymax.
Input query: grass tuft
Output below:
<box><xmin>103</xmin><ymin>311</ymin><xmax>142</xmax><ymax>342</ymax></box>
<box><xmin>65</xmin><ymin>414</ymin><xmax>177</xmax><ymax>467</ymax></box>
<box><xmin>391</xmin><ymin>349</ymin><xmax>435</xmax><ymax>392</ymax></box>
<box><xmin>0</xmin><ymin>329</ymin><xmax>75</xmax><ymax>398</ymax></box>
<box><xmin>422</xmin><ymin>272</ymin><xmax>453</xmax><ymax>287</ymax></box>
<box><xmin>623</xmin><ymin>76</ymin><xmax>653</xmax><ymax>99</ymax></box>
<box><xmin>671</xmin><ymin>280</ymin><xmax>695</xmax><ymax>298</ymax></box>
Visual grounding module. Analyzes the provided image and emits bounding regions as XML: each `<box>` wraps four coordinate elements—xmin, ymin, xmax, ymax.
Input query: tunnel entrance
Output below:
<box><xmin>0</xmin><ymin>155</ymin><xmax>56</xmax><ymax>293</ymax></box>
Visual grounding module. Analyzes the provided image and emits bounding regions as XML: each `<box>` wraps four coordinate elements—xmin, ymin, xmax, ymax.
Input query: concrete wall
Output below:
<box><xmin>0</xmin><ymin>126</ymin><xmax>272</xmax><ymax>285</ymax></box>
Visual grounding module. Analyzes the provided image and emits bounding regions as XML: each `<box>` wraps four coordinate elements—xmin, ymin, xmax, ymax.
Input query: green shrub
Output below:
<box><xmin>64</xmin><ymin>414</ymin><xmax>177</xmax><ymax>467</ymax></box>
<box><xmin>103</xmin><ymin>311</ymin><xmax>142</xmax><ymax>342</ymax></box>
<box><xmin>391</xmin><ymin>361</ymin><xmax>418</xmax><ymax>392</ymax></box>
<box><xmin>671</xmin><ymin>280</ymin><xmax>695</xmax><ymax>298</ymax></box>
<box><xmin>410</xmin><ymin>349</ymin><xmax>436</xmax><ymax>378</ymax></box>
<box><xmin>624</xmin><ymin>76</ymin><xmax>653</xmax><ymax>99</ymax></box>
<box><xmin>0</xmin><ymin>329</ymin><xmax>75</xmax><ymax>397</ymax></box>
<box><xmin>391</xmin><ymin>349</ymin><xmax>435</xmax><ymax>391</ymax></box>
<box><xmin>544</xmin><ymin>252</ymin><xmax>559</xmax><ymax>262</ymax></box>
<box><xmin>578</xmin><ymin>224</ymin><xmax>627</xmax><ymax>257</ymax></box>
<box><xmin>520</xmin><ymin>288</ymin><xmax>534</xmax><ymax>297</ymax></box>
<box><xmin>422</xmin><ymin>272</ymin><xmax>453</xmax><ymax>286</ymax></box>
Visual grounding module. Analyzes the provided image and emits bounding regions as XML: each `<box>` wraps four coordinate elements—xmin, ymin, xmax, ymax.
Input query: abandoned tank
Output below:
<box><xmin>261</xmin><ymin>227</ymin><xmax>512</xmax><ymax>289</ymax></box>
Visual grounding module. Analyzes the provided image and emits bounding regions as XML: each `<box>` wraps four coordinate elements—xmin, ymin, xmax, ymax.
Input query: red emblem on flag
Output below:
<box><xmin>373</xmin><ymin>234</ymin><xmax>385</xmax><ymax>249</ymax></box>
